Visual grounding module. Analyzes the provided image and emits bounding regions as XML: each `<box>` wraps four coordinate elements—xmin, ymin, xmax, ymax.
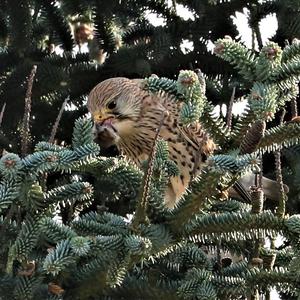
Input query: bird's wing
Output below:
<box><xmin>154</xmin><ymin>91</ymin><xmax>216</xmax><ymax>179</ymax></box>
<box><xmin>152</xmin><ymin>90</ymin><xmax>216</xmax><ymax>156</ymax></box>
<box><xmin>179</xmin><ymin>123</ymin><xmax>216</xmax><ymax>156</ymax></box>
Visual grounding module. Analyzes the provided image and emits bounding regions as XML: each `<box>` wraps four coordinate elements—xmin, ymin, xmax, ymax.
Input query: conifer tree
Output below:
<box><xmin>1</xmin><ymin>1</ymin><xmax>300</xmax><ymax>299</ymax></box>
<box><xmin>0</xmin><ymin>0</ymin><xmax>299</xmax><ymax>151</ymax></box>
<box><xmin>0</xmin><ymin>37</ymin><xmax>300</xmax><ymax>299</ymax></box>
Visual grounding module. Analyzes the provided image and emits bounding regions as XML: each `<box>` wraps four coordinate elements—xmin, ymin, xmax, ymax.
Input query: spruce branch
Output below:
<box><xmin>282</xmin><ymin>38</ymin><xmax>300</xmax><ymax>63</ymax></box>
<box><xmin>201</xmin><ymin>103</ymin><xmax>230</xmax><ymax>146</ymax></box>
<box><xmin>272</xmin><ymin>60</ymin><xmax>300</xmax><ymax>83</ymax></box>
<box><xmin>21</xmin><ymin>65</ymin><xmax>37</xmax><ymax>157</ymax></box>
<box><xmin>184</xmin><ymin>211</ymin><xmax>283</xmax><ymax>237</ymax></box>
<box><xmin>214</xmin><ymin>37</ymin><xmax>256</xmax><ymax>81</ymax></box>
<box><xmin>257</xmin><ymin>122</ymin><xmax>300</xmax><ymax>152</ymax></box>
<box><xmin>231</xmin><ymin>106</ymin><xmax>256</xmax><ymax>146</ymax></box>
<box><xmin>168</xmin><ymin>168</ymin><xmax>224</xmax><ymax>230</ymax></box>
<box><xmin>43</xmin><ymin>239</ymin><xmax>75</xmax><ymax>275</ymax></box>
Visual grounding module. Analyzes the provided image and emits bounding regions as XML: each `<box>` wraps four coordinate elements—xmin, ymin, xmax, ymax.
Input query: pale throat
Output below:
<box><xmin>114</xmin><ymin>119</ymin><xmax>137</xmax><ymax>138</ymax></box>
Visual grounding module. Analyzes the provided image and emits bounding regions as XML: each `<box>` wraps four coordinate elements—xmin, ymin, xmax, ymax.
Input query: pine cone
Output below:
<box><xmin>239</xmin><ymin>120</ymin><xmax>266</xmax><ymax>154</ymax></box>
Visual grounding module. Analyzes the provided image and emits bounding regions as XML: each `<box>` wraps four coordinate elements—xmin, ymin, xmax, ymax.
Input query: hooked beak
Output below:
<box><xmin>93</xmin><ymin>109</ymin><xmax>110</xmax><ymax>124</ymax></box>
<box><xmin>92</xmin><ymin>110</ymin><xmax>119</xmax><ymax>148</ymax></box>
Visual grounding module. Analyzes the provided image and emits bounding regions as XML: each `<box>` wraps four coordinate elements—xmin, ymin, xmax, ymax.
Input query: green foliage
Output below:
<box><xmin>214</xmin><ymin>37</ymin><xmax>256</xmax><ymax>81</ymax></box>
<box><xmin>43</xmin><ymin>239</ymin><xmax>75</xmax><ymax>275</ymax></box>
<box><xmin>1</xmin><ymin>1</ymin><xmax>300</xmax><ymax>299</ymax></box>
<box><xmin>36</xmin><ymin>0</ymin><xmax>74</xmax><ymax>51</ymax></box>
<box><xmin>200</xmin><ymin>104</ymin><xmax>230</xmax><ymax>146</ymax></box>
<box><xmin>258</xmin><ymin>123</ymin><xmax>300</xmax><ymax>152</ymax></box>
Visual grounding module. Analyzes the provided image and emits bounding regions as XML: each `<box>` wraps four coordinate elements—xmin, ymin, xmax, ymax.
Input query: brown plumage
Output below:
<box><xmin>88</xmin><ymin>77</ymin><xmax>215</xmax><ymax>207</ymax></box>
<box><xmin>88</xmin><ymin>77</ymin><xmax>288</xmax><ymax>208</ymax></box>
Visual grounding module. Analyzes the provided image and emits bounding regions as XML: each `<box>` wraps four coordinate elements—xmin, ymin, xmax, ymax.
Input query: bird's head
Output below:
<box><xmin>87</xmin><ymin>77</ymin><xmax>143</xmax><ymax>148</ymax></box>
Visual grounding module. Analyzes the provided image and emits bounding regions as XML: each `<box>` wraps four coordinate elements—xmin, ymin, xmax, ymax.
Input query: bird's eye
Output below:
<box><xmin>107</xmin><ymin>101</ymin><xmax>117</xmax><ymax>110</ymax></box>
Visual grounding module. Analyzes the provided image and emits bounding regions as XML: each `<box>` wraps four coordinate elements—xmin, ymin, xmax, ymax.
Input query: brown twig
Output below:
<box><xmin>249</xmin><ymin>175</ymin><xmax>264</xmax><ymax>300</ymax></box>
<box><xmin>131</xmin><ymin>110</ymin><xmax>168</xmax><ymax>229</ymax></box>
<box><xmin>280</xmin><ymin>108</ymin><xmax>286</xmax><ymax>124</ymax></box>
<box><xmin>290</xmin><ymin>98</ymin><xmax>298</xmax><ymax>118</ymax></box>
<box><xmin>21</xmin><ymin>65</ymin><xmax>37</xmax><ymax>157</ymax></box>
<box><xmin>0</xmin><ymin>103</ymin><xmax>6</xmax><ymax>127</ymax></box>
<box><xmin>274</xmin><ymin>151</ymin><xmax>286</xmax><ymax>218</ymax></box>
<box><xmin>251</xmin><ymin>28</ymin><xmax>255</xmax><ymax>51</ymax></box>
<box><xmin>254</xmin><ymin>25</ymin><xmax>263</xmax><ymax>50</ymax></box>
<box><xmin>226</xmin><ymin>86</ymin><xmax>235</xmax><ymax>129</ymax></box>
<box><xmin>250</xmin><ymin>187</ymin><xmax>264</xmax><ymax>214</ymax></box>
<box><xmin>258</xmin><ymin>155</ymin><xmax>263</xmax><ymax>188</ymax></box>
<box><xmin>49</xmin><ymin>97</ymin><xmax>69</xmax><ymax>144</ymax></box>
<box><xmin>275</xmin><ymin>110</ymin><xmax>287</xmax><ymax>218</ymax></box>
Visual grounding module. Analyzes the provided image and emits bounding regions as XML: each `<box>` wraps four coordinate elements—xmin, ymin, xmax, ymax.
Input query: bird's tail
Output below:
<box><xmin>230</xmin><ymin>173</ymin><xmax>289</xmax><ymax>202</ymax></box>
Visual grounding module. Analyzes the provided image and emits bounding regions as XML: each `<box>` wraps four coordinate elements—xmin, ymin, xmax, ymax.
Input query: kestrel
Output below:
<box><xmin>88</xmin><ymin>77</ymin><xmax>288</xmax><ymax>208</ymax></box>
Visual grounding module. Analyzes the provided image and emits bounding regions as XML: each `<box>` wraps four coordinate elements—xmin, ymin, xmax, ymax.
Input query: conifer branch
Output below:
<box><xmin>257</xmin><ymin>122</ymin><xmax>300</xmax><ymax>152</ymax></box>
<box><xmin>21</xmin><ymin>65</ymin><xmax>37</xmax><ymax>157</ymax></box>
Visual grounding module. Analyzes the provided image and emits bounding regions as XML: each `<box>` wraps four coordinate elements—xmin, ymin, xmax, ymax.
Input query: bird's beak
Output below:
<box><xmin>92</xmin><ymin>109</ymin><xmax>118</xmax><ymax>148</ymax></box>
<box><xmin>93</xmin><ymin>109</ymin><xmax>109</xmax><ymax>124</ymax></box>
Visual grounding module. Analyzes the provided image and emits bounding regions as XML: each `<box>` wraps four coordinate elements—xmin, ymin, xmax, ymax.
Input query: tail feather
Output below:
<box><xmin>229</xmin><ymin>172</ymin><xmax>289</xmax><ymax>201</ymax></box>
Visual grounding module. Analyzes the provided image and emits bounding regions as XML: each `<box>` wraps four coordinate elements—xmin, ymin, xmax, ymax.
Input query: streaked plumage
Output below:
<box><xmin>88</xmin><ymin>77</ymin><xmax>288</xmax><ymax>207</ymax></box>
<box><xmin>88</xmin><ymin>77</ymin><xmax>215</xmax><ymax>207</ymax></box>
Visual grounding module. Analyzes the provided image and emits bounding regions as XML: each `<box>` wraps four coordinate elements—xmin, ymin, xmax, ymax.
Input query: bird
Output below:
<box><xmin>87</xmin><ymin>77</ymin><xmax>288</xmax><ymax>208</ymax></box>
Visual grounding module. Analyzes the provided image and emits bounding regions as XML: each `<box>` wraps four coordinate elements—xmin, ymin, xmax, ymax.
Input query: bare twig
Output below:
<box><xmin>250</xmin><ymin>187</ymin><xmax>263</xmax><ymax>214</ymax></box>
<box><xmin>280</xmin><ymin>108</ymin><xmax>286</xmax><ymax>124</ymax></box>
<box><xmin>0</xmin><ymin>103</ymin><xmax>6</xmax><ymax>127</ymax></box>
<box><xmin>254</xmin><ymin>25</ymin><xmax>263</xmax><ymax>50</ymax></box>
<box><xmin>291</xmin><ymin>98</ymin><xmax>298</xmax><ymax>118</ymax></box>
<box><xmin>274</xmin><ymin>151</ymin><xmax>286</xmax><ymax>218</ymax></box>
<box><xmin>249</xmin><ymin>170</ymin><xmax>264</xmax><ymax>300</ymax></box>
<box><xmin>251</xmin><ymin>28</ymin><xmax>255</xmax><ymax>51</ymax></box>
<box><xmin>275</xmin><ymin>109</ymin><xmax>287</xmax><ymax>218</ymax></box>
<box><xmin>131</xmin><ymin>110</ymin><xmax>168</xmax><ymax>229</ymax></box>
<box><xmin>21</xmin><ymin>65</ymin><xmax>37</xmax><ymax>157</ymax></box>
<box><xmin>226</xmin><ymin>87</ymin><xmax>236</xmax><ymax>129</ymax></box>
<box><xmin>49</xmin><ymin>97</ymin><xmax>69</xmax><ymax>144</ymax></box>
<box><xmin>258</xmin><ymin>155</ymin><xmax>263</xmax><ymax>188</ymax></box>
